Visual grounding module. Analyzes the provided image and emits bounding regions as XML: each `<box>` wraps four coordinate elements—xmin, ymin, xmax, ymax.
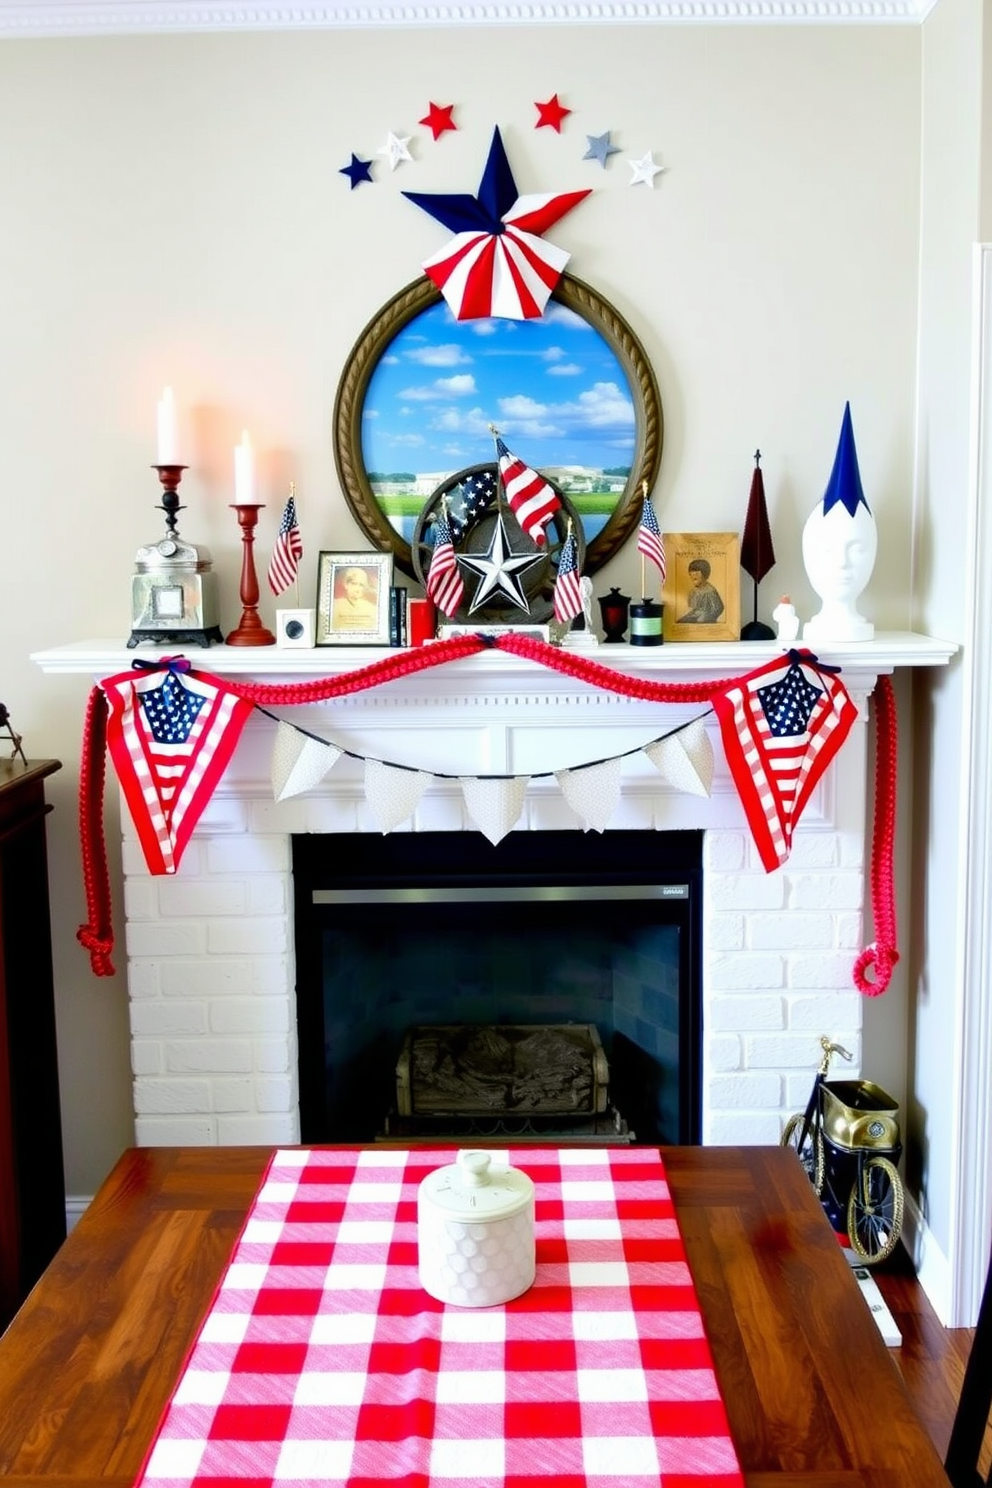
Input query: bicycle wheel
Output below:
<box><xmin>782</xmin><ymin>1113</ymin><xmax>825</xmax><ymax>1196</ymax></box>
<box><xmin>847</xmin><ymin>1155</ymin><xmax>904</xmax><ymax>1265</ymax></box>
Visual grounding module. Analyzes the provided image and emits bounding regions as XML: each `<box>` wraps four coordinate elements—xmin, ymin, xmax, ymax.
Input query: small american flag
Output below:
<box><xmin>495</xmin><ymin>436</ymin><xmax>561</xmax><ymax>546</ymax></box>
<box><xmin>637</xmin><ymin>493</ymin><xmax>666</xmax><ymax>581</ymax></box>
<box><xmin>426</xmin><ymin>507</ymin><xmax>465</xmax><ymax>617</ymax></box>
<box><xmin>553</xmin><ymin>526</ymin><xmax>582</xmax><ymax>624</ymax></box>
<box><xmin>266</xmin><ymin>491</ymin><xmax>303</xmax><ymax>596</ymax></box>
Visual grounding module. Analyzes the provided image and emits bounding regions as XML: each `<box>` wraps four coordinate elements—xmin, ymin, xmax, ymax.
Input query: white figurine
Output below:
<box><xmin>802</xmin><ymin>403</ymin><xmax>878</xmax><ymax>644</ymax></box>
<box><xmin>772</xmin><ymin>596</ymin><xmax>800</xmax><ymax>643</ymax></box>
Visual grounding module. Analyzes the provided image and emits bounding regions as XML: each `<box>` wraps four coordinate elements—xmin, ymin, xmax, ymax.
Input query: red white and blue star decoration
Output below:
<box><xmin>459</xmin><ymin>511</ymin><xmax>544</xmax><ymax>613</ymax></box>
<box><xmin>402</xmin><ymin>126</ymin><xmax>591</xmax><ymax>321</ymax></box>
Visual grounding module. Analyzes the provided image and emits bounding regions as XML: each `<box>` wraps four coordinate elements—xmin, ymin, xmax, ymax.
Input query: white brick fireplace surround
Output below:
<box><xmin>35</xmin><ymin>635</ymin><xmax>954</xmax><ymax>1147</ymax></box>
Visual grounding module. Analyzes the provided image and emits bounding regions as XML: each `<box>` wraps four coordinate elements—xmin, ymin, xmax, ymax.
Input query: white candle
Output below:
<box><xmin>234</xmin><ymin>429</ymin><xmax>255</xmax><ymax>504</ymax></box>
<box><xmin>156</xmin><ymin>386</ymin><xmax>178</xmax><ymax>465</ymax></box>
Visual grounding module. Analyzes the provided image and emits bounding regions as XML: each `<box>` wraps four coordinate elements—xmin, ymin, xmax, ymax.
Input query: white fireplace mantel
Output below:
<box><xmin>32</xmin><ymin>630</ymin><xmax>956</xmax><ymax>1152</ymax></box>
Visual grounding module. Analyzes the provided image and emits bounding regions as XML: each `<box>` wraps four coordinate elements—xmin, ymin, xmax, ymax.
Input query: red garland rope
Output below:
<box><xmin>852</xmin><ymin>673</ymin><xmax>900</xmax><ymax>997</ymax></box>
<box><xmin>76</xmin><ymin>685</ymin><xmax>116</xmax><ymax>976</ymax></box>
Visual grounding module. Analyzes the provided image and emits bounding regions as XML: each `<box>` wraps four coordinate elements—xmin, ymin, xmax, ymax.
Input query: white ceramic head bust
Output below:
<box><xmin>802</xmin><ymin>403</ymin><xmax>877</xmax><ymax>644</ymax></box>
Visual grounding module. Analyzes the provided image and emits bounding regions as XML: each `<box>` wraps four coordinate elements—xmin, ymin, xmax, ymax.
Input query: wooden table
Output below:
<box><xmin>0</xmin><ymin>1145</ymin><xmax>950</xmax><ymax>1486</ymax></box>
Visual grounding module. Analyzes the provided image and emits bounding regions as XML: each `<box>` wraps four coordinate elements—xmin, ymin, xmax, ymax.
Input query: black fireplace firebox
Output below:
<box><xmin>293</xmin><ymin>830</ymin><xmax>703</xmax><ymax>1146</ymax></box>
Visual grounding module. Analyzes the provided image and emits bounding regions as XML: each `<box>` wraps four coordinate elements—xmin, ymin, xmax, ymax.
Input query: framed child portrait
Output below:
<box><xmin>316</xmin><ymin>551</ymin><xmax>393</xmax><ymax>645</ymax></box>
<box><xmin>662</xmin><ymin>533</ymin><xmax>740</xmax><ymax>643</ymax></box>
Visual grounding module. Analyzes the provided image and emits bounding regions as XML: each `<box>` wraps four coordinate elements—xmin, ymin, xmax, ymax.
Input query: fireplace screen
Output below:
<box><xmin>293</xmin><ymin>831</ymin><xmax>702</xmax><ymax>1147</ymax></box>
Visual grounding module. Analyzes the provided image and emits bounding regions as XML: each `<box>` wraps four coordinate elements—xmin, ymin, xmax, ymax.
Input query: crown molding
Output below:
<box><xmin>0</xmin><ymin>0</ymin><xmax>938</xmax><ymax>35</ymax></box>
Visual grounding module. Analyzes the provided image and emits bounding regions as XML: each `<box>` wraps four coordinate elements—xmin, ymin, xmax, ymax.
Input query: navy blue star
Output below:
<box><xmin>340</xmin><ymin>153</ymin><xmax>374</xmax><ymax>190</ymax></box>
<box><xmin>139</xmin><ymin>672</ymin><xmax>206</xmax><ymax>744</ymax></box>
<box><xmin>403</xmin><ymin>126</ymin><xmax>518</xmax><ymax>235</ymax></box>
<box><xmin>757</xmin><ymin>665</ymin><xmax>822</xmax><ymax>737</ymax></box>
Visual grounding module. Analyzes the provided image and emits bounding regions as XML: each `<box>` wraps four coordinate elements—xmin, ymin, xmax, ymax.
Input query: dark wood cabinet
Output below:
<box><xmin>0</xmin><ymin>760</ymin><xmax>66</xmax><ymax>1330</ymax></box>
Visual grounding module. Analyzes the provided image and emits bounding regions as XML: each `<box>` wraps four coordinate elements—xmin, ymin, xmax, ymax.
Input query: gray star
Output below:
<box><xmin>460</xmin><ymin>512</ymin><xmax>544</xmax><ymax>614</ymax></box>
<box><xmin>584</xmin><ymin>131</ymin><xmax>621</xmax><ymax>168</ymax></box>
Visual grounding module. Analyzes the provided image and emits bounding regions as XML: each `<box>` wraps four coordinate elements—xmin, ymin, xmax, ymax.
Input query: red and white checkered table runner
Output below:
<box><xmin>135</xmin><ymin>1147</ymin><xmax>744</xmax><ymax>1487</ymax></box>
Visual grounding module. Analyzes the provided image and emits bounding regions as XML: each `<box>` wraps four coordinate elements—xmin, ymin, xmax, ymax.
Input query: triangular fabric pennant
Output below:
<box><xmin>101</xmin><ymin>662</ymin><xmax>255</xmax><ymax>876</ymax></box>
<box><xmin>460</xmin><ymin>776</ymin><xmax>528</xmax><ymax>844</ymax></box>
<box><xmin>555</xmin><ymin>757</ymin><xmax>622</xmax><ymax>832</ymax></box>
<box><xmin>644</xmin><ymin>717</ymin><xmax>714</xmax><ymax>798</ymax></box>
<box><xmin>710</xmin><ymin>649</ymin><xmax>858</xmax><ymax>871</ymax></box>
<box><xmin>364</xmin><ymin>758</ymin><xmax>430</xmax><ymax>833</ymax></box>
<box><xmin>271</xmin><ymin>721</ymin><xmax>341</xmax><ymax>802</ymax></box>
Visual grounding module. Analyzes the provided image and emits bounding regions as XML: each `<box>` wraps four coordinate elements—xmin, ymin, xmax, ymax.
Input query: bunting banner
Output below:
<box><xmin>555</xmin><ymin>757</ymin><xmax>622</xmax><ymax>833</ymax></box>
<box><xmin>364</xmin><ymin>759</ymin><xmax>431</xmax><ymax>834</ymax></box>
<box><xmin>460</xmin><ymin>775</ymin><xmax>528</xmax><ymax>845</ymax></box>
<box><xmin>78</xmin><ymin>639</ymin><xmax>872</xmax><ymax>982</ymax></box>
<box><xmin>644</xmin><ymin>717</ymin><xmax>714</xmax><ymax>798</ymax></box>
<box><xmin>710</xmin><ymin>650</ymin><xmax>858</xmax><ymax>871</ymax></box>
<box><xmin>101</xmin><ymin>660</ymin><xmax>255</xmax><ymax>876</ymax></box>
<box><xmin>271</xmin><ymin>722</ymin><xmax>342</xmax><ymax>802</ymax></box>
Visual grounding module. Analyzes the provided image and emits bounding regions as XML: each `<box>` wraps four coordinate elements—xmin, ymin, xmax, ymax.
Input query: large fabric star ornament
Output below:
<box><xmin>340</xmin><ymin>153</ymin><xmax>374</xmax><ymax>189</ymax></box>
<box><xmin>420</xmin><ymin>101</ymin><xmax>457</xmax><ymax>140</ymax></box>
<box><xmin>402</xmin><ymin>126</ymin><xmax>591</xmax><ymax>321</ymax></box>
<box><xmin>535</xmin><ymin>93</ymin><xmax>571</xmax><ymax>132</ymax></box>
<box><xmin>460</xmin><ymin>511</ymin><xmax>544</xmax><ymax>613</ymax></box>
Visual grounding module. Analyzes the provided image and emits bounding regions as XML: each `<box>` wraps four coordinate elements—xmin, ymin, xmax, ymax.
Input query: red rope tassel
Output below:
<box><xmin>76</xmin><ymin>685</ymin><xmax>116</xmax><ymax>976</ymax></box>
<box><xmin>853</xmin><ymin>674</ymin><xmax>900</xmax><ymax>997</ymax></box>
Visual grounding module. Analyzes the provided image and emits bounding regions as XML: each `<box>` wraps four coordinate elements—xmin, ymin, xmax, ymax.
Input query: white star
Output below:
<box><xmin>377</xmin><ymin>131</ymin><xmax>413</xmax><ymax>171</ymax></box>
<box><xmin>629</xmin><ymin>152</ymin><xmax>667</xmax><ymax>188</ymax></box>
<box><xmin>459</xmin><ymin>512</ymin><xmax>544</xmax><ymax>614</ymax></box>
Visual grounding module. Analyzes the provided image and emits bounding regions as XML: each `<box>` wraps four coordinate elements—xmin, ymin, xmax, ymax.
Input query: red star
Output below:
<box><xmin>534</xmin><ymin>94</ymin><xmax>571</xmax><ymax>132</ymax></box>
<box><xmin>420</xmin><ymin>102</ymin><xmax>457</xmax><ymax>141</ymax></box>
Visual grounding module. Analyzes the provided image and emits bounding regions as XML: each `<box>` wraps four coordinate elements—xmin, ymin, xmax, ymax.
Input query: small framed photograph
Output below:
<box><xmin>662</xmin><ymin>532</ymin><xmax>740</xmax><ymax>642</ymax></box>
<box><xmin>315</xmin><ymin>551</ymin><xmax>393</xmax><ymax>645</ymax></box>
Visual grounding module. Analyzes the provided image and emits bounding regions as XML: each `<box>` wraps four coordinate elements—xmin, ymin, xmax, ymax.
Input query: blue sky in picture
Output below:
<box><xmin>361</xmin><ymin>299</ymin><xmax>637</xmax><ymax>480</ymax></box>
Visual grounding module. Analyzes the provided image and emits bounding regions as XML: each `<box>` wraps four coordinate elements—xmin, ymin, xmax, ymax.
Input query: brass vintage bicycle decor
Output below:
<box><xmin>782</xmin><ymin>1035</ymin><xmax>904</xmax><ymax>1265</ymax></box>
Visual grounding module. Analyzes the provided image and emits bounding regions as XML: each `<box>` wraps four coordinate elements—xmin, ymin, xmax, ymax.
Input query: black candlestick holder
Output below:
<box><xmin>151</xmin><ymin>464</ymin><xmax>189</xmax><ymax>532</ymax></box>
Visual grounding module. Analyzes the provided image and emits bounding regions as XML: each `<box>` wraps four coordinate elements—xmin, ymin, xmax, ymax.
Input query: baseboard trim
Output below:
<box><xmin>65</xmin><ymin>1195</ymin><xmax>91</xmax><ymax>1235</ymax></box>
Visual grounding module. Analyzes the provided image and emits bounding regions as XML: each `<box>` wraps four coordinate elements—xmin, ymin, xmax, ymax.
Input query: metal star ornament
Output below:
<box><xmin>340</xmin><ymin>153</ymin><xmax>374</xmax><ymax>189</ymax></box>
<box><xmin>402</xmin><ymin>126</ymin><xmax>591</xmax><ymax>320</ymax></box>
<box><xmin>629</xmin><ymin>152</ymin><xmax>667</xmax><ymax>188</ymax></box>
<box><xmin>378</xmin><ymin>132</ymin><xmax>413</xmax><ymax>171</ymax></box>
<box><xmin>459</xmin><ymin>511</ymin><xmax>544</xmax><ymax>614</ymax></box>
<box><xmin>535</xmin><ymin>93</ymin><xmax>571</xmax><ymax>132</ymax></box>
<box><xmin>419</xmin><ymin>101</ymin><xmax>457</xmax><ymax>140</ymax></box>
<box><xmin>584</xmin><ymin>132</ymin><xmax>621</xmax><ymax>168</ymax></box>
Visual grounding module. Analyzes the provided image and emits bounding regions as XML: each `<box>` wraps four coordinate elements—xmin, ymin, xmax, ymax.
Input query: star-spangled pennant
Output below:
<box><xmin>402</xmin><ymin>126</ymin><xmax>591</xmax><ymax>321</ymax></box>
<box><xmin>101</xmin><ymin>662</ymin><xmax>255</xmax><ymax>876</ymax></box>
<box><xmin>710</xmin><ymin>650</ymin><xmax>858</xmax><ymax>871</ymax></box>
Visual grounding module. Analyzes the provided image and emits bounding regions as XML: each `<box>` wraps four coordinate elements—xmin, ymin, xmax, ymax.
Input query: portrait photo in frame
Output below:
<box><xmin>315</xmin><ymin>551</ymin><xmax>393</xmax><ymax>645</ymax></box>
<box><xmin>662</xmin><ymin>533</ymin><xmax>740</xmax><ymax>642</ymax></box>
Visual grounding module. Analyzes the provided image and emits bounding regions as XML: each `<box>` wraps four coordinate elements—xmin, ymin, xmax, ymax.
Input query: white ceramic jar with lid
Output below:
<box><xmin>417</xmin><ymin>1150</ymin><xmax>536</xmax><ymax>1307</ymax></box>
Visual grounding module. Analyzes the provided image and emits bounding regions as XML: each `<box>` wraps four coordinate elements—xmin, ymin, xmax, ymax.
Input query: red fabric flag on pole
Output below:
<box><xmin>740</xmin><ymin>451</ymin><xmax>775</xmax><ymax>584</ymax></box>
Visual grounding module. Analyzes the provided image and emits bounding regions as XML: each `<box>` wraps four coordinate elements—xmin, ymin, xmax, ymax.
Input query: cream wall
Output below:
<box><xmin>0</xmin><ymin>24</ymin><xmax>923</xmax><ymax>1196</ymax></box>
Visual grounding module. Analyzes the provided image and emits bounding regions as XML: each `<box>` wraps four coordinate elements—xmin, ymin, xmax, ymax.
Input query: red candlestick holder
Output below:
<box><xmin>227</xmin><ymin>503</ymin><xmax>276</xmax><ymax>646</ymax></box>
